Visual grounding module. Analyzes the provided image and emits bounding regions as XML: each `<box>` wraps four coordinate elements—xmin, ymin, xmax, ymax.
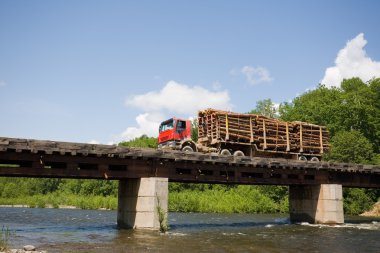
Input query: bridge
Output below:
<box><xmin>1</xmin><ymin>137</ymin><xmax>379</xmax><ymax>229</ymax></box>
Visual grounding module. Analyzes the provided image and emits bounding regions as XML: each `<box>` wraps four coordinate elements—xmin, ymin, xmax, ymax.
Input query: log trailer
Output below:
<box><xmin>158</xmin><ymin>109</ymin><xmax>330</xmax><ymax>161</ymax></box>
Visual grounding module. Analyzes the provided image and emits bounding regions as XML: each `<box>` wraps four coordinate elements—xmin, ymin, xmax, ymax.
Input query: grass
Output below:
<box><xmin>0</xmin><ymin>226</ymin><xmax>15</xmax><ymax>251</ymax></box>
<box><xmin>0</xmin><ymin>164</ymin><xmax>19</xmax><ymax>168</ymax></box>
<box><xmin>0</xmin><ymin>193</ymin><xmax>118</xmax><ymax>210</ymax></box>
<box><xmin>156</xmin><ymin>195</ymin><xmax>168</xmax><ymax>232</ymax></box>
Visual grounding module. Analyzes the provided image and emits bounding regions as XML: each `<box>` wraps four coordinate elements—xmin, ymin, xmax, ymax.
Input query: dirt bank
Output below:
<box><xmin>361</xmin><ymin>201</ymin><xmax>380</xmax><ymax>217</ymax></box>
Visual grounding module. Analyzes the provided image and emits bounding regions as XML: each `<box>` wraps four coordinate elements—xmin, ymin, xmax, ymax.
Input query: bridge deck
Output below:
<box><xmin>0</xmin><ymin>137</ymin><xmax>379</xmax><ymax>187</ymax></box>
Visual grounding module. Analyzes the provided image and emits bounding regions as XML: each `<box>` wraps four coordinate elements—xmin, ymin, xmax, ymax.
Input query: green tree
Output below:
<box><xmin>249</xmin><ymin>99</ymin><xmax>278</xmax><ymax>118</ymax></box>
<box><xmin>119</xmin><ymin>135</ymin><xmax>158</xmax><ymax>148</ymax></box>
<box><xmin>367</xmin><ymin>78</ymin><xmax>380</xmax><ymax>152</ymax></box>
<box><xmin>325</xmin><ymin>130</ymin><xmax>374</xmax><ymax>164</ymax></box>
<box><xmin>344</xmin><ymin>188</ymin><xmax>374</xmax><ymax>215</ymax></box>
<box><xmin>28</xmin><ymin>178</ymin><xmax>63</xmax><ymax>195</ymax></box>
<box><xmin>79</xmin><ymin>180</ymin><xmax>118</xmax><ymax>196</ymax></box>
<box><xmin>1</xmin><ymin>182</ymin><xmax>21</xmax><ymax>198</ymax></box>
<box><xmin>373</xmin><ymin>154</ymin><xmax>380</xmax><ymax>165</ymax></box>
<box><xmin>339</xmin><ymin>78</ymin><xmax>380</xmax><ymax>151</ymax></box>
<box><xmin>279</xmin><ymin>84</ymin><xmax>343</xmax><ymax>136</ymax></box>
<box><xmin>280</xmin><ymin>78</ymin><xmax>380</xmax><ymax>151</ymax></box>
<box><xmin>191</xmin><ymin>118</ymin><xmax>198</xmax><ymax>142</ymax></box>
<box><xmin>59</xmin><ymin>179</ymin><xmax>83</xmax><ymax>194</ymax></box>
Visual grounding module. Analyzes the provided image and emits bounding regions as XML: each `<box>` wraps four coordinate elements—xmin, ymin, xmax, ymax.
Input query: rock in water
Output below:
<box><xmin>23</xmin><ymin>245</ymin><xmax>36</xmax><ymax>251</ymax></box>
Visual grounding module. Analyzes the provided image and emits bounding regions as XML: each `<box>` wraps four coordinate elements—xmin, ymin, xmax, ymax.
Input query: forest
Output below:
<box><xmin>0</xmin><ymin>77</ymin><xmax>379</xmax><ymax>215</ymax></box>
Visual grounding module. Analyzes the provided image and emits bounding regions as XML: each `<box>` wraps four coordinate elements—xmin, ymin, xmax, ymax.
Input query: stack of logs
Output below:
<box><xmin>293</xmin><ymin>121</ymin><xmax>330</xmax><ymax>153</ymax></box>
<box><xmin>198</xmin><ymin>109</ymin><xmax>329</xmax><ymax>154</ymax></box>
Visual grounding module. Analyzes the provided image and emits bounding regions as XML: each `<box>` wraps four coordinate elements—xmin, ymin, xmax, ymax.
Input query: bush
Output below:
<box><xmin>169</xmin><ymin>185</ymin><xmax>286</xmax><ymax>214</ymax></box>
<box><xmin>344</xmin><ymin>188</ymin><xmax>374</xmax><ymax>215</ymax></box>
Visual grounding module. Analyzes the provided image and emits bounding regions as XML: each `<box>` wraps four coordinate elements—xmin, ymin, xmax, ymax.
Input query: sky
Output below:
<box><xmin>1</xmin><ymin>0</ymin><xmax>380</xmax><ymax>144</ymax></box>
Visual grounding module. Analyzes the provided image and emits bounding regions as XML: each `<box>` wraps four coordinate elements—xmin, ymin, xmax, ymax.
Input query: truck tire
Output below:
<box><xmin>310</xmin><ymin>157</ymin><xmax>319</xmax><ymax>162</ymax></box>
<box><xmin>233</xmin><ymin>150</ymin><xmax>245</xmax><ymax>157</ymax></box>
<box><xmin>220</xmin><ymin>149</ymin><xmax>231</xmax><ymax>156</ymax></box>
<box><xmin>182</xmin><ymin>146</ymin><xmax>194</xmax><ymax>152</ymax></box>
<box><xmin>298</xmin><ymin>156</ymin><xmax>307</xmax><ymax>161</ymax></box>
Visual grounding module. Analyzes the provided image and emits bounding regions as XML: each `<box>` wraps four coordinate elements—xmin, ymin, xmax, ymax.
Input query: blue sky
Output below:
<box><xmin>1</xmin><ymin>0</ymin><xmax>380</xmax><ymax>144</ymax></box>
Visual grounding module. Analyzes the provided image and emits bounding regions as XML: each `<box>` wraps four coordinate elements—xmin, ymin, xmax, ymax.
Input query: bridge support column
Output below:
<box><xmin>289</xmin><ymin>184</ymin><xmax>344</xmax><ymax>224</ymax></box>
<box><xmin>117</xmin><ymin>177</ymin><xmax>168</xmax><ymax>230</ymax></box>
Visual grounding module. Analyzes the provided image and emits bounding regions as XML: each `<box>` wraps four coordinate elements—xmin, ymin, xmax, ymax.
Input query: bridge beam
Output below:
<box><xmin>117</xmin><ymin>177</ymin><xmax>168</xmax><ymax>230</ymax></box>
<box><xmin>289</xmin><ymin>184</ymin><xmax>344</xmax><ymax>224</ymax></box>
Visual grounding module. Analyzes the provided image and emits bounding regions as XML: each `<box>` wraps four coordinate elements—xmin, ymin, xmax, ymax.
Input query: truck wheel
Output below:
<box><xmin>298</xmin><ymin>156</ymin><xmax>307</xmax><ymax>161</ymax></box>
<box><xmin>310</xmin><ymin>157</ymin><xmax>319</xmax><ymax>162</ymax></box>
<box><xmin>233</xmin><ymin>150</ymin><xmax>245</xmax><ymax>157</ymax></box>
<box><xmin>182</xmin><ymin>146</ymin><xmax>194</xmax><ymax>152</ymax></box>
<box><xmin>220</xmin><ymin>149</ymin><xmax>231</xmax><ymax>156</ymax></box>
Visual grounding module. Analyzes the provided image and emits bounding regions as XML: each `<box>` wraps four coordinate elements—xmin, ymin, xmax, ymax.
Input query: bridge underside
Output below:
<box><xmin>0</xmin><ymin>147</ymin><xmax>379</xmax><ymax>188</ymax></box>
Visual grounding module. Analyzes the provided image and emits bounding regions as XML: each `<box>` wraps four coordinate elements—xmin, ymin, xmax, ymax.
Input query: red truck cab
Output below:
<box><xmin>158</xmin><ymin>117</ymin><xmax>193</xmax><ymax>150</ymax></box>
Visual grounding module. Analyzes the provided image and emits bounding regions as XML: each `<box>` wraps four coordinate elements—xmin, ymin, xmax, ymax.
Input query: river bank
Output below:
<box><xmin>1</xmin><ymin>199</ymin><xmax>379</xmax><ymax>218</ymax></box>
<box><xmin>361</xmin><ymin>201</ymin><xmax>380</xmax><ymax>217</ymax></box>
<box><xmin>1</xmin><ymin>245</ymin><xmax>47</xmax><ymax>253</ymax></box>
<box><xmin>0</xmin><ymin>194</ymin><xmax>117</xmax><ymax>210</ymax></box>
<box><xmin>0</xmin><ymin>205</ymin><xmax>86</xmax><ymax>209</ymax></box>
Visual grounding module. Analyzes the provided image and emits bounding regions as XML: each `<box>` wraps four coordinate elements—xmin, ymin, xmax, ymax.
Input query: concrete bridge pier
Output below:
<box><xmin>289</xmin><ymin>184</ymin><xmax>344</xmax><ymax>224</ymax></box>
<box><xmin>117</xmin><ymin>177</ymin><xmax>168</xmax><ymax>230</ymax></box>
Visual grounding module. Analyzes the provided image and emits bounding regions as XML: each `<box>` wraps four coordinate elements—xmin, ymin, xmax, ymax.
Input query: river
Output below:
<box><xmin>1</xmin><ymin>207</ymin><xmax>379</xmax><ymax>253</ymax></box>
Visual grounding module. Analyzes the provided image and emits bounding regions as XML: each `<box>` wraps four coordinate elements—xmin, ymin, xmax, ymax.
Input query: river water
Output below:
<box><xmin>1</xmin><ymin>207</ymin><xmax>379</xmax><ymax>253</ymax></box>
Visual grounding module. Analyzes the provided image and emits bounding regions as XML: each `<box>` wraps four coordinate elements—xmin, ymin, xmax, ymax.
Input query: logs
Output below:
<box><xmin>198</xmin><ymin>108</ymin><xmax>330</xmax><ymax>154</ymax></box>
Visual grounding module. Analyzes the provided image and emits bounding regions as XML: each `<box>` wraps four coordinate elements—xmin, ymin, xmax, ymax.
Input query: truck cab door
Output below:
<box><xmin>176</xmin><ymin>120</ymin><xmax>187</xmax><ymax>140</ymax></box>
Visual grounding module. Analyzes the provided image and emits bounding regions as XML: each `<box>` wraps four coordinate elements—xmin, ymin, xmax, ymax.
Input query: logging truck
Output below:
<box><xmin>158</xmin><ymin>109</ymin><xmax>329</xmax><ymax>161</ymax></box>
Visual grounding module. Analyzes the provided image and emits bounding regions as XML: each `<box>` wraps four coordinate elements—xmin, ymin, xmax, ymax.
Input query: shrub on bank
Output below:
<box><xmin>169</xmin><ymin>185</ymin><xmax>286</xmax><ymax>214</ymax></box>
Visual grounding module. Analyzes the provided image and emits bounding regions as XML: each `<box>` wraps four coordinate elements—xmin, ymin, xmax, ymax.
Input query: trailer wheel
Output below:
<box><xmin>220</xmin><ymin>149</ymin><xmax>231</xmax><ymax>156</ymax></box>
<box><xmin>298</xmin><ymin>156</ymin><xmax>307</xmax><ymax>161</ymax></box>
<box><xmin>233</xmin><ymin>150</ymin><xmax>245</xmax><ymax>157</ymax></box>
<box><xmin>310</xmin><ymin>157</ymin><xmax>319</xmax><ymax>162</ymax></box>
<box><xmin>182</xmin><ymin>146</ymin><xmax>194</xmax><ymax>152</ymax></box>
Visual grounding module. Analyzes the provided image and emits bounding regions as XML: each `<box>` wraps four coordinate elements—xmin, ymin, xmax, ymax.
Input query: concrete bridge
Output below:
<box><xmin>0</xmin><ymin>137</ymin><xmax>379</xmax><ymax>230</ymax></box>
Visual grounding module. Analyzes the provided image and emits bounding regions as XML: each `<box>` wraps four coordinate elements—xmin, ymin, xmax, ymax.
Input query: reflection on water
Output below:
<box><xmin>1</xmin><ymin>207</ymin><xmax>379</xmax><ymax>253</ymax></box>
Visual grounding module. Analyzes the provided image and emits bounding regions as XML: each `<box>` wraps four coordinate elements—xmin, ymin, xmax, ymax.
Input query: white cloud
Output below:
<box><xmin>88</xmin><ymin>140</ymin><xmax>99</xmax><ymax>144</ymax></box>
<box><xmin>117</xmin><ymin>80</ymin><xmax>232</xmax><ymax>141</ymax></box>
<box><xmin>0</xmin><ymin>80</ymin><xmax>7</xmax><ymax>87</ymax></box>
<box><xmin>120</xmin><ymin>112</ymin><xmax>164</xmax><ymax>141</ymax></box>
<box><xmin>126</xmin><ymin>80</ymin><xmax>231</xmax><ymax>114</ymax></box>
<box><xmin>321</xmin><ymin>33</ymin><xmax>380</xmax><ymax>87</ymax></box>
<box><xmin>241</xmin><ymin>66</ymin><xmax>273</xmax><ymax>85</ymax></box>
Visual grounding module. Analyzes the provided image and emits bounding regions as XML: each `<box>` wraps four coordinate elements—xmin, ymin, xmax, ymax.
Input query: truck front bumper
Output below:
<box><xmin>158</xmin><ymin>141</ymin><xmax>180</xmax><ymax>150</ymax></box>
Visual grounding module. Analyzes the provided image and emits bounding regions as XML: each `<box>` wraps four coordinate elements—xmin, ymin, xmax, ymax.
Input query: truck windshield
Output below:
<box><xmin>159</xmin><ymin>119</ymin><xmax>174</xmax><ymax>132</ymax></box>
